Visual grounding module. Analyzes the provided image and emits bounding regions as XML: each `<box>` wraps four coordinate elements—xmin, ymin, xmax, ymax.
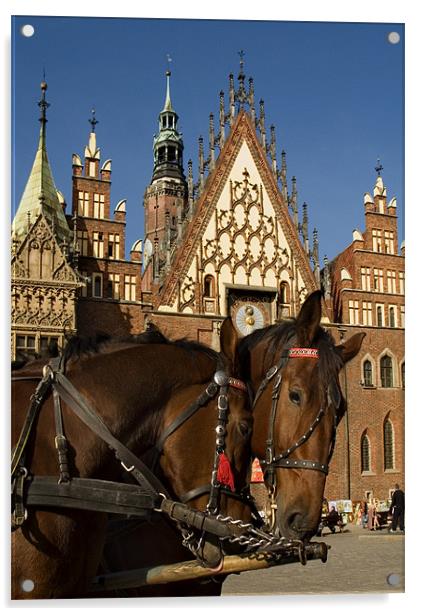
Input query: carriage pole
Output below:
<box><xmin>90</xmin><ymin>542</ymin><xmax>328</xmax><ymax>593</ymax></box>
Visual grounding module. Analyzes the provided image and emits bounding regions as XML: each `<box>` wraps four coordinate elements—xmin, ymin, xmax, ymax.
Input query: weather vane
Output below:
<box><xmin>89</xmin><ymin>107</ymin><xmax>98</xmax><ymax>133</ymax></box>
<box><xmin>375</xmin><ymin>158</ymin><xmax>384</xmax><ymax>176</ymax></box>
<box><xmin>166</xmin><ymin>53</ymin><xmax>172</xmax><ymax>73</ymax></box>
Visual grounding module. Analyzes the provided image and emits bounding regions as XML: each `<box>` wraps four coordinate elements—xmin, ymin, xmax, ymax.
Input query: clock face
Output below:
<box><xmin>234</xmin><ymin>304</ymin><xmax>265</xmax><ymax>336</ymax></box>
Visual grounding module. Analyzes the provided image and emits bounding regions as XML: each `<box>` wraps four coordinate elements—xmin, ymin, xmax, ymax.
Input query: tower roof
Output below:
<box><xmin>12</xmin><ymin>81</ymin><xmax>70</xmax><ymax>242</ymax></box>
<box><xmin>162</xmin><ymin>70</ymin><xmax>174</xmax><ymax>112</ymax></box>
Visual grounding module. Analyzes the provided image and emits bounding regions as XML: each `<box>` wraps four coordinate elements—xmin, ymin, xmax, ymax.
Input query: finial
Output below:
<box><xmin>89</xmin><ymin>108</ymin><xmax>98</xmax><ymax>133</ymax></box>
<box><xmin>238</xmin><ymin>50</ymin><xmax>245</xmax><ymax>76</ymax></box>
<box><xmin>38</xmin><ymin>78</ymin><xmax>50</xmax><ymax>125</ymax></box>
<box><xmin>375</xmin><ymin>157</ymin><xmax>383</xmax><ymax>177</ymax></box>
<box><xmin>166</xmin><ymin>53</ymin><xmax>172</xmax><ymax>73</ymax></box>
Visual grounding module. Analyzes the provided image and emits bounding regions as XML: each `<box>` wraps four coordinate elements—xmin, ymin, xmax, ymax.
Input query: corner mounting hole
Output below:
<box><xmin>387</xmin><ymin>573</ymin><xmax>400</xmax><ymax>586</ymax></box>
<box><xmin>387</xmin><ymin>32</ymin><xmax>400</xmax><ymax>44</ymax></box>
<box><xmin>21</xmin><ymin>578</ymin><xmax>35</xmax><ymax>593</ymax></box>
<box><xmin>21</xmin><ymin>24</ymin><xmax>35</xmax><ymax>38</ymax></box>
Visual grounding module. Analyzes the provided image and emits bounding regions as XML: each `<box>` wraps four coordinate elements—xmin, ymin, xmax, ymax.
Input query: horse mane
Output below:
<box><xmin>238</xmin><ymin>318</ymin><xmax>345</xmax><ymax>392</ymax></box>
<box><xmin>62</xmin><ymin>325</ymin><xmax>220</xmax><ymax>366</ymax></box>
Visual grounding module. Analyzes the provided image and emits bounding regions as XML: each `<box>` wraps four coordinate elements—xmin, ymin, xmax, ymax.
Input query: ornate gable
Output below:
<box><xmin>158</xmin><ymin>111</ymin><xmax>318</xmax><ymax>324</ymax></box>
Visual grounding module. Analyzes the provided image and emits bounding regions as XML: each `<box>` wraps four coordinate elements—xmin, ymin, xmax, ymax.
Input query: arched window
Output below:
<box><xmin>380</xmin><ymin>355</ymin><xmax>393</xmax><ymax>388</ymax></box>
<box><xmin>361</xmin><ymin>433</ymin><xmax>371</xmax><ymax>472</ymax></box>
<box><xmin>203</xmin><ymin>275</ymin><xmax>215</xmax><ymax>298</ymax></box>
<box><xmin>363</xmin><ymin>360</ymin><xmax>373</xmax><ymax>387</ymax></box>
<box><xmin>383</xmin><ymin>418</ymin><xmax>395</xmax><ymax>470</ymax></box>
<box><xmin>279</xmin><ymin>282</ymin><xmax>290</xmax><ymax>304</ymax></box>
<box><xmin>401</xmin><ymin>362</ymin><xmax>405</xmax><ymax>388</ymax></box>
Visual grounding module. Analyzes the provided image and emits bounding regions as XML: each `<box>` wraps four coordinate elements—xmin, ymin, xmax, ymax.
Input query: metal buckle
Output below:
<box><xmin>266</xmin><ymin>365</ymin><xmax>278</xmax><ymax>381</ymax></box>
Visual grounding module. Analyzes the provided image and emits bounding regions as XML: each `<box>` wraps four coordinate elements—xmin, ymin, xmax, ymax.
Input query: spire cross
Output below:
<box><xmin>89</xmin><ymin>108</ymin><xmax>98</xmax><ymax>133</ymax></box>
<box><xmin>375</xmin><ymin>158</ymin><xmax>383</xmax><ymax>176</ymax></box>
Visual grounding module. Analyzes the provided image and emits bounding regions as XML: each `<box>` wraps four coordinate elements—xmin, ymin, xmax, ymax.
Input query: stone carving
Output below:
<box><xmin>202</xmin><ymin>168</ymin><xmax>290</xmax><ymax>285</ymax></box>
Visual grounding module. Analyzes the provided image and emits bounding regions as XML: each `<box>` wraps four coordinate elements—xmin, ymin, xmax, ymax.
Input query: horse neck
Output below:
<box><xmin>73</xmin><ymin>343</ymin><xmax>219</xmax><ymax>461</ymax></box>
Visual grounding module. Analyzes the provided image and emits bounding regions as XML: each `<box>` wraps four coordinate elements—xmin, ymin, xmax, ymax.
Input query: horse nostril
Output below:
<box><xmin>287</xmin><ymin>512</ymin><xmax>304</xmax><ymax>532</ymax></box>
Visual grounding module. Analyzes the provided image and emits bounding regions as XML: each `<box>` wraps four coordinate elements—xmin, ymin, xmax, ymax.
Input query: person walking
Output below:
<box><xmin>389</xmin><ymin>484</ymin><xmax>405</xmax><ymax>532</ymax></box>
<box><xmin>367</xmin><ymin>499</ymin><xmax>375</xmax><ymax>530</ymax></box>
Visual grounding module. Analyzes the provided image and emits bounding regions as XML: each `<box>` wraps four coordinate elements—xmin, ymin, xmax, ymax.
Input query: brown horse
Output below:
<box><xmin>11</xmin><ymin>319</ymin><xmax>252</xmax><ymax>599</ymax></box>
<box><xmin>238</xmin><ymin>290</ymin><xmax>365</xmax><ymax>542</ymax></box>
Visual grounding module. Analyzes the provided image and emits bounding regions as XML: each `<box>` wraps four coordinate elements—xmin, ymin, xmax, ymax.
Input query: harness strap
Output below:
<box><xmin>11</xmin><ymin>372</ymin><xmax>52</xmax><ymax>477</ymax></box>
<box><xmin>272</xmin><ymin>459</ymin><xmax>328</xmax><ymax>474</ymax></box>
<box><xmin>52</xmin><ymin>389</ymin><xmax>70</xmax><ymax>484</ymax></box>
<box><xmin>149</xmin><ymin>382</ymin><xmax>218</xmax><ymax>470</ymax></box>
<box><xmin>23</xmin><ymin>476</ymin><xmax>161</xmax><ymax>516</ymax></box>
<box><xmin>52</xmin><ymin>372</ymin><xmax>169</xmax><ymax>498</ymax></box>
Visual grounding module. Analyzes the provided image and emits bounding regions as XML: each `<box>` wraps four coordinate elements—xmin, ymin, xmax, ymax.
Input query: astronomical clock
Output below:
<box><xmin>228</xmin><ymin>290</ymin><xmax>274</xmax><ymax>337</ymax></box>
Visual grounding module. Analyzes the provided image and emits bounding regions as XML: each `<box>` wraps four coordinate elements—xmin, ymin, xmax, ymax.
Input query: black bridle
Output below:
<box><xmin>253</xmin><ymin>342</ymin><xmax>341</xmax><ymax>491</ymax></box>
<box><xmin>147</xmin><ymin>368</ymin><xmax>256</xmax><ymax>516</ymax></box>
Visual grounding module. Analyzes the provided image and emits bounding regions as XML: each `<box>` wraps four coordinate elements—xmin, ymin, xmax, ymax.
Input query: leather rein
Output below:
<box><xmin>11</xmin><ymin>356</ymin><xmax>254</xmax><ymax>532</ymax></box>
<box><xmin>253</xmin><ymin>341</ymin><xmax>341</xmax><ymax>489</ymax></box>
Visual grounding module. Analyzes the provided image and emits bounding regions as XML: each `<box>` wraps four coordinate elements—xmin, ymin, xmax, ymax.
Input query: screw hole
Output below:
<box><xmin>387</xmin><ymin>32</ymin><xmax>400</xmax><ymax>45</ymax></box>
<box><xmin>387</xmin><ymin>573</ymin><xmax>400</xmax><ymax>586</ymax></box>
<box><xmin>21</xmin><ymin>25</ymin><xmax>35</xmax><ymax>38</ymax></box>
<box><xmin>21</xmin><ymin>578</ymin><xmax>35</xmax><ymax>593</ymax></box>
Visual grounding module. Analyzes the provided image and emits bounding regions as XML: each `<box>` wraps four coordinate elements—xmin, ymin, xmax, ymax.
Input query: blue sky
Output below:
<box><xmin>12</xmin><ymin>16</ymin><xmax>404</xmax><ymax>262</ymax></box>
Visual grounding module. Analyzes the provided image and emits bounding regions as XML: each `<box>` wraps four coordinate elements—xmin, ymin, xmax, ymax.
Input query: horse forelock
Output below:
<box><xmin>238</xmin><ymin>320</ymin><xmax>345</xmax><ymax>413</ymax></box>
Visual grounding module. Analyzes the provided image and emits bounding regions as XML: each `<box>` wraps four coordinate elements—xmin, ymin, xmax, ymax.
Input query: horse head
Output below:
<box><xmin>156</xmin><ymin>317</ymin><xmax>253</xmax><ymax>567</ymax></box>
<box><xmin>239</xmin><ymin>290</ymin><xmax>365</xmax><ymax>542</ymax></box>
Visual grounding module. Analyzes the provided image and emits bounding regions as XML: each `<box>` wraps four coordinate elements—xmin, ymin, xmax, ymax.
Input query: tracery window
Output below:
<box><xmin>363</xmin><ymin>360</ymin><xmax>373</xmax><ymax>387</ymax></box>
<box><xmin>380</xmin><ymin>355</ymin><xmax>393</xmax><ymax>388</ymax></box>
<box><xmin>361</xmin><ymin>433</ymin><xmax>371</xmax><ymax>472</ymax></box>
<box><xmin>383</xmin><ymin>418</ymin><xmax>395</xmax><ymax>470</ymax></box>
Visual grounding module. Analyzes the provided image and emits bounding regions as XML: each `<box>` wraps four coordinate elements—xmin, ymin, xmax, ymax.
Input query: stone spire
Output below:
<box><xmin>12</xmin><ymin>80</ymin><xmax>70</xmax><ymax>242</ymax></box>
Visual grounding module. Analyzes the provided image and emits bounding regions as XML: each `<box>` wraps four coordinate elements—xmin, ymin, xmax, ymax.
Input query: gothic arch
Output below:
<box><xmin>377</xmin><ymin>348</ymin><xmax>397</xmax><ymax>388</ymax></box>
<box><xmin>360</xmin><ymin>353</ymin><xmax>375</xmax><ymax>387</ymax></box>
<box><xmin>360</xmin><ymin>430</ymin><xmax>372</xmax><ymax>473</ymax></box>
<box><xmin>383</xmin><ymin>414</ymin><xmax>395</xmax><ymax>471</ymax></box>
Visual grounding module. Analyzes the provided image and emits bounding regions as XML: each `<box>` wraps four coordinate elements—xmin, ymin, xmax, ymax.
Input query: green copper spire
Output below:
<box><xmin>162</xmin><ymin>70</ymin><xmax>174</xmax><ymax>112</ymax></box>
<box><xmin>12</xmin><ymin>80</ymin><xmax>71</xmax><ymax>242</ymax></box>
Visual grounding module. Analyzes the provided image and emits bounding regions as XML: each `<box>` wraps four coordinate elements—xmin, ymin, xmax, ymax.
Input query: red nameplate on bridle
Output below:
<box><xmin>227</xmin><ymin>377</ymin><xmax>248</xmax><ymax>392</ymax></box>
<box><xmin>288</xmin><ymin>348</ymin><xmax>319</xmax><ymax>359</ymax></box>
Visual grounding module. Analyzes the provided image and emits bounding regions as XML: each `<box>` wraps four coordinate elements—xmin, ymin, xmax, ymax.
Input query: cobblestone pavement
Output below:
<box><xmin>222</xmin><ymin>524</ymin><xmax>405</xmax><ymax>596</ymax></box>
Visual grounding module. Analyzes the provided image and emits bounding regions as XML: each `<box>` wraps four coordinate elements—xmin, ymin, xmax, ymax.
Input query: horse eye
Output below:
<box><xmin>238</xmin><ymin>421</ymin><xmax>251</xmax><ymax>438</ymax></box>
<box><xmin>289</xmin><ymin>390</ymin><xmax>301</xmax><ymax>405</ymax></box>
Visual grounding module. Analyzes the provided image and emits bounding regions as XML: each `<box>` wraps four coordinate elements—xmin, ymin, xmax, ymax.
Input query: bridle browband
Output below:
<box><xmin>254</xmin><ymin>341</ymin><xmax>340</xmax><ymax>486</ymax></box>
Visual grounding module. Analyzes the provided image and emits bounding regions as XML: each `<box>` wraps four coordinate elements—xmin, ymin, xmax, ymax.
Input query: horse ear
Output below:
<box><xmin>220</xmin><ymin>317</ymin><xmax>238</xmax><ymax>368</ymax></box>
<box><xmin>295</xmin><ymin>290</ymin><xmax>323</xmax><ymax>347</ymax></box>
<box><xmin>336</xmin><ymin>332</ymin><xmax>366</xmax><ymax>364</ymax></box>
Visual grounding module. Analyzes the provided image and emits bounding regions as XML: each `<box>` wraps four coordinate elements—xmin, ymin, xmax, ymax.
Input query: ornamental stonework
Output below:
<box><xmin>202</xmin><ymin>168</ymin><xmax>290</xmax><ymax>285</ymax></box>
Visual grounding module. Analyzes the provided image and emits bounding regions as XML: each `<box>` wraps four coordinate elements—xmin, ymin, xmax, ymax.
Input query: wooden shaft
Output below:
<box><xmin>90</xmin><ymin>543</ymin><xmax>327</xmax><ymax>592</ymax></box>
